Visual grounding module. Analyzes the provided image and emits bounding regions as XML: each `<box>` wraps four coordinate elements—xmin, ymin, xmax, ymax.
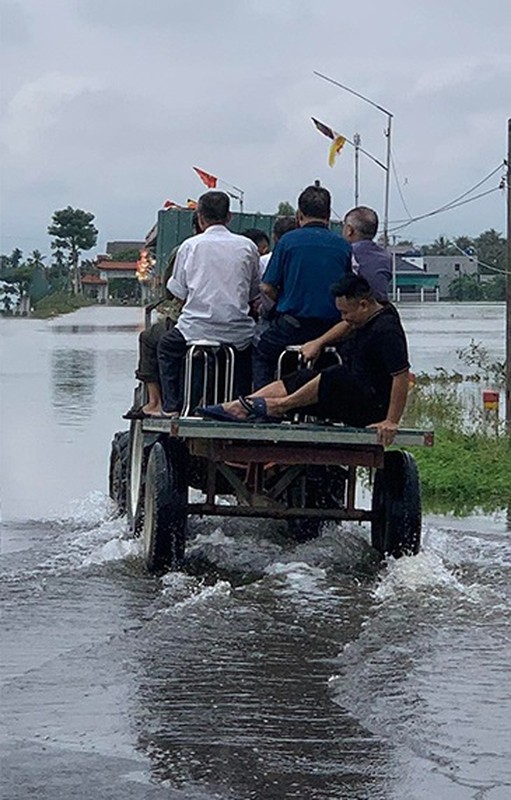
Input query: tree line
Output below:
<box><xmin>0</xmin><ymin>204</ymin><xmax>508</xmax><ymax>313</ymax></box>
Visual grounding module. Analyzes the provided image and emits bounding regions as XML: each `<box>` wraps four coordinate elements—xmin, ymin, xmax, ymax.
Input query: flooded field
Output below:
<box><xmin>1</xmin><ymin>303</ymin><xmax>509</xmax><ymax>799</ymax></box>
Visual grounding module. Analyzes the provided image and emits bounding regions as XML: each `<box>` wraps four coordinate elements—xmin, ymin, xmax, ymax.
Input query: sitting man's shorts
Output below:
<box><xmin>282</xmin><ymin>365</ymin><xmax>385</xmax><ymax>428</ymax></box>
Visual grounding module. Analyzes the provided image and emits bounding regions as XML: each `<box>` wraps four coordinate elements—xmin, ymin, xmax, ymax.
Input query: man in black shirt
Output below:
<box><xmin>199</xmin><ymin>275</ymin><xmax>410</xmax><ymax>446</ymax></box>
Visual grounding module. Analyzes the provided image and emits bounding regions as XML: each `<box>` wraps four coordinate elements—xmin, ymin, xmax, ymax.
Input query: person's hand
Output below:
<box><xmin>367</xmin><ymin>419</ymin><xmax>399</xmax><ymax>446</ymax></box>
<box><xmin>300</xmin><ymin>339</ymin><xmax>322</xmax><ymax>364</ymax></box>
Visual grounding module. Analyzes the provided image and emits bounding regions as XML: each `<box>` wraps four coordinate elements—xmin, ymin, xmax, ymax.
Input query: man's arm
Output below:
<box><xmin>300</xmin><ymin>320</ymin><xmax>352</xmax><ymax>363</ymax></box>
<box><xmin>367</xmin><ymin>370</ymin><xmax>409</xmax><ymax>446</ymax></box>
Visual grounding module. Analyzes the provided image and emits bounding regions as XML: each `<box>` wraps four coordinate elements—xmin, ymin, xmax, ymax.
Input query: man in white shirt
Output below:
<box><xmin>157</xmin><ymin>191</ymin><xmax>261</xmax><ymax>416</ymax></box>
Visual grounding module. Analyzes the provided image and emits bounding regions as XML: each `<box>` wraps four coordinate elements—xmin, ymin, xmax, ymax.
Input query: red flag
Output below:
<box><xmin>163</xmin><ymin>199</ymin><xmax>181</xmax><ymax>209</ymax></box>
<box><xmin>193</xmin><ymin>166</ymin><xmax>218</xmax><ymax>189</ymax></box>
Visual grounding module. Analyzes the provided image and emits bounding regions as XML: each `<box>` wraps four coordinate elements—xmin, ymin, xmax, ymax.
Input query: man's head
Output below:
<box><xmin>273</xmin><ymin>215</ymin><xmax>297</xmax><ymax>243</ymax></box>
<box><xmin>197</xmin><ymin>191</ymin><xmax>231</xmax><ymax>228</ymax></box>
<box><xmin>331</xmin><ymin>274</ymin><xmax>379</xmax><ymax>327</ymax></box>
<box><xmin>297</xmin><ymin>185</ymin><xmax>331</xmax><ymax>225</ymax></box>
<box><xmin>342</xmin><ymin>206</ymin><xmax>379</xmax><ymax>242</ymax></box>
<box><xmin>242</xmin><ymin>228</ymin><xmax>270</xmax><ymax>256</ymax></box>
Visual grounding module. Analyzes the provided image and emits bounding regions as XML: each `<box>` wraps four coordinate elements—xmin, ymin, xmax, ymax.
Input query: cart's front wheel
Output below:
<box><xmin>371</xmin><ymin>451</ymin><xmax>421</xmax><ymax>558</ymax></box>
<box><xmin>143</xmin><ymin>441</ymin><xmax>187</xmax><ymax>574</ymax></box>
<box><xmin>108</xmin><ymin>431</ymin><xmax>129</xmax><ymax>515</ymax></box>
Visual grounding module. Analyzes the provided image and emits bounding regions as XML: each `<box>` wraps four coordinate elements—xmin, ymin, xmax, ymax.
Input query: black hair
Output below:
<box><xmin>343</xmin><ymin>206</ymin><xmax>378</xmax><ymax>239</ymax></box>
<box><xmin>298</xmin><ymin>185</ymin><xmax>331</xmax><ymax>220</ymax></box>
<box><xmin>331</xmin><ymin>274</ymin><xmax>375</xmax><ymax>301</ymax></box>
<box><xmin>273</xmin><ymin>216</ymin><xmax>297</xmax><ymax>240</ymax></box>
<box><xmin>241</xmin><ymin>228</ymin><xmax>270</xmax><ymax>248</ymax></box>
<box><xmin>191</xmin><ymin>211</ymin><xmax>200</xmax><ymax>234</ymax></box>
<box><xmin>197</xmin><ymin>191</ymin><xmax>230</xmax><ymax>224</ymax></box>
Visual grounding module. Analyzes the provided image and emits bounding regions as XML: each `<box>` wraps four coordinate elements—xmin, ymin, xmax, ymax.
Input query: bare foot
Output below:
<box><xmin>142</xmin><ymin>402</ymin><xmax>162</xmax><ymax>415</ymax></box>
<box><xmin>220</xmin><ymin>400</ymin><xmax>249</xmax><ymax>420</ymax></box>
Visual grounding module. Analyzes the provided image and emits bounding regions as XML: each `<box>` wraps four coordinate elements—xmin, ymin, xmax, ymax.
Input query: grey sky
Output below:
<box><xmin>1</xmin><ymin>0</ymin><xmax>509</xmax><ymax>256</ymax></box>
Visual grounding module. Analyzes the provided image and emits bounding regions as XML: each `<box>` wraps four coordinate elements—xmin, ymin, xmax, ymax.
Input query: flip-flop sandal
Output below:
<box><xmin>237</xmin><ymin>396</ymin><xmax>282</xmax><ymax>423</ymax></box>
<box><xmin>195</xmin><ymin>404</ymin><xmax>247</xmax><ymax>423</ymax></box>
<box><xmin>122</xmin><ymin>406</ymin><xmax>147</xmax><ymax>420</ymax></box>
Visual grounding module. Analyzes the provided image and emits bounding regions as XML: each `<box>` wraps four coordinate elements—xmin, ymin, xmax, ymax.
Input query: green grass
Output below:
<box><xmin>400</xmin><ymin>378</ymin><xmax>509</xmax><ymax>515</ymax></box>
<box><xmin>409</xmin><ymin>430</ymin><xmax>511</xmax><ymax>514</ymax></box>
<box><xmin>33</xmin><ymin>292</ymin><xmax>94</xmax><ymax>318</ymax></box>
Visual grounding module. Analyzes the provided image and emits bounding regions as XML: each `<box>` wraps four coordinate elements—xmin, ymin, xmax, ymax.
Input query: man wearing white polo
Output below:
<box><xmin>157</xmin><ymin>191</ymin><xmax>260</xmax><ymax>416</ymax></box>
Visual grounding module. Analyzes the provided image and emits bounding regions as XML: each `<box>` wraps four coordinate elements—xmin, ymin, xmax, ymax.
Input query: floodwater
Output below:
<box><xmin>1</xmin><ymin>303</ymin><xmax>509</xmax><ymax>800</ymax></box>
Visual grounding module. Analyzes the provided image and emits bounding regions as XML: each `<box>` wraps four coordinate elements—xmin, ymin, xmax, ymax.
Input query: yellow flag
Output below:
<box><xmin>328</xmin><ymin>135</ymin><xmax>347</xmax><ymax>168</ymax></box>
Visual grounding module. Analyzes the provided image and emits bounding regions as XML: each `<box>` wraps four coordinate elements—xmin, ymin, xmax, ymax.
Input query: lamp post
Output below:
<box><xmin>314</xmin><ymin>71</ymin><xmax>393</xmax><ymax>246</ymax></box>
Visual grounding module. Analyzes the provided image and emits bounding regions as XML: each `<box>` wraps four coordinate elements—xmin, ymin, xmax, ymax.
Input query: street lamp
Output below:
<box><xmin>314</xmin><ymin>71</ymin><xmax>393</xmax><ymax>247</ymax></box>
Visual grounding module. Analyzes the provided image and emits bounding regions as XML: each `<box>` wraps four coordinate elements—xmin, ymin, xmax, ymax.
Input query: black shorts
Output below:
<box><xmin>282</xmin><ymin>365</ymin><xmax>386</xmax><ymax>427</ymax></box>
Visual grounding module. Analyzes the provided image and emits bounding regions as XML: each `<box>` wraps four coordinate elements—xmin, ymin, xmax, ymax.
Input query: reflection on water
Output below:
<box><xmin>51</xmin><ymin>348</ymin><xmax>97</xmax><ymax>425</ymax></box>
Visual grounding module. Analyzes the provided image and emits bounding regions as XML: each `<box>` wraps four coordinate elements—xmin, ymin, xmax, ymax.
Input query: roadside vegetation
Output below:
<box><xmin>402</xmin><ymin>342</ymin><xmax>509</xmax><ymax>515</ymax></box>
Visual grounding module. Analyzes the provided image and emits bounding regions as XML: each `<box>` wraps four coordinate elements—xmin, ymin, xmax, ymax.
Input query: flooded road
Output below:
<box><xmin>1</xmin><ymin>304</ymin><xmax>510</xmax><ymax>799</ymax></box>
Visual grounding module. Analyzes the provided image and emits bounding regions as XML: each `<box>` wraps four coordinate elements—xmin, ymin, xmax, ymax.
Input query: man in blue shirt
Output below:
<box><xmin>253</xmin><ymin>184</ymin><xmax>351</xmax><ymax>388</ymax></box>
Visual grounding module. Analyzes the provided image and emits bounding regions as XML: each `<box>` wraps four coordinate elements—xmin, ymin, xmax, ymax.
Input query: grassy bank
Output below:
<box><xmin>402</xmin><ymin>373</ymin><xmax>509</xmax><ymax>515</ymax></box>
<box><xmin>33</xmin><ymin>292</ymin><xmax>94</xmax><ymax>319</ymax></box>
<box><xmin>410</xmin><ymin>430</ymin><xmax>511</xmax><ymax>514</ymax></box>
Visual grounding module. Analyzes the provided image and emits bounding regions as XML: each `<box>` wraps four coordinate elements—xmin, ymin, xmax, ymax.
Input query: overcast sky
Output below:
<box><xmin>1</xmin><ymin>0</ymin><xmax>509</xmax><ymax>257</ymax></box>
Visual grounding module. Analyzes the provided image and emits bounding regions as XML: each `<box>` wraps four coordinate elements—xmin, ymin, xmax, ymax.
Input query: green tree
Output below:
<box><xmin>473</xmin><ymin>228</ymin><xmax>506</xmax><ymax>276</ymax></box>
<box><xmin>277</xmin><ymin>201</ymin><xmax>295</xmax><ymax>216</ymax></box>
<box><xmin>448</xmin><ymin>274</ymin><xmax>484</xmax><ymax>301</ymax></box>
<box><xmin>483</xmin><ymin>274</ymin><xmax>506</xmax><ymax>301</ymax></box>
<box><xmin>452</xmin><ymin>235</ymin><xmax>474</xmax><ymax>253</ymax></box>
<box><xmin>422</xmin><ymin>235</ymin><xmax>456</xmax><ymax>256</ymax></box>
<box><xmin>48</xmin><ymin>207</ymin><xmax>98</xmax><ymax>294</ymax></box>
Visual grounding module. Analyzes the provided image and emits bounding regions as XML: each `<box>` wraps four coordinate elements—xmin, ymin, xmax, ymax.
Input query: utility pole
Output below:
<box><xmin>353</xmin><ymin>133</ymin><xmax>361</xmax><ymax>205</ymax></box>
<box><xmin>506</xmin><ymin>118</ymin><xmax>511</xmax><ymax>433</ymax></box>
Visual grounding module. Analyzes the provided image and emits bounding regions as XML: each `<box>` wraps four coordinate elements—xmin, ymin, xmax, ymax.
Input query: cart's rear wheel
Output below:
<box><xmin>371</xmin><ymin>451</ymin><xmax>421</xmax><ymax>558</ymax></box>
<box><xmin>108</xmin><ymin>431</ymin><xmax>129</xmax><ymax>515</ymax></box>
<box><xmin>143</xmin><ymin>441</ymin><xmax>187</xmax><ymax>573</ymax></box>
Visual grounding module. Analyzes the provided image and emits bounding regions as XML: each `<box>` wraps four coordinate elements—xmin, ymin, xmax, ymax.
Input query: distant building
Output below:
<box><xmin>422</xmin><ymin>255</ymin><xmax>477</xmax><ymax>299</ymax></box>
<box><xmin>106</xmin><ymin>241</ymin><xmax>144</xmax><ymax>257</ymax></box>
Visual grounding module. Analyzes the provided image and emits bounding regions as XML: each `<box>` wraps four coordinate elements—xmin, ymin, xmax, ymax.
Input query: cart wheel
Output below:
<box><xmin>371</xmin><ymin>451</ymin><xmax>421</xmax><ymax>558</ymax></box>
<box><xmin>108</xmin><ymin>431</ymin><xmax>129</xmax><ymax>515</ymax></box>
<box><xmin>143</xmin><ymin>441</ymin><xmax>187</xmax><ymax>573</ymax></box>
<box><xmin>126</xmin><ymin>419</ymin><xmax>146</xmax><ymax>534</ymax></box>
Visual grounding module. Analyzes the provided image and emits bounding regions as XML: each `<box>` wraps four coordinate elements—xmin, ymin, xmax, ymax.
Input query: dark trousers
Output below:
<box><xmin>252</xmin><ymin>314</ymin><xmax>337</xmax><ymax>390</ymax></box>
<box><xmin>135</xmin><ymin>318</ymin><xmax>173</xmax><ymax>384</ymax></box>
<box><xmin>158</xmin><ymin>328</ymin><xmax>253</xmax><ymax>413</ymax></box>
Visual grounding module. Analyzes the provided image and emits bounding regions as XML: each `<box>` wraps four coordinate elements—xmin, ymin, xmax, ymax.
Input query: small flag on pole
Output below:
<box><xmin>311</xmin><ymin>118</ymin><xmax>347</xmax><ymax>168</ymax></box>
<box><xmin>186</xmin><ymin>199</ymin><xmax>198</xmax><ymax>210</ymax></box>
<box><xmin>193</xmin><ymin>166</ymin><xmax>218</xmax><ymax>189</ymax></box>
<box><xmin>163</xmin><ymin>199</ymin><xmax>181</xmax><ymax>209</ymax></box>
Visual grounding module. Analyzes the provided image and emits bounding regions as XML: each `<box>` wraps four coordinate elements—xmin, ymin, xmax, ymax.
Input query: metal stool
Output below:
<box><xmin>181</xmin><ymin>340</ymin><xmax>236</xmax><ymax>417</ymax></box>
<box><xmin>276</xmin><ymin>345</ymin><xmax>342</xmax><ymax>380</ymax></box>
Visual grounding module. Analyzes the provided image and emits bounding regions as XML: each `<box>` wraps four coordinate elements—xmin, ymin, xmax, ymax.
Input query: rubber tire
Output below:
<box><xmin>108</xmin><ymin>431</ymin><xmax>129</xmax><ymax>515</ymax></box>
<box><xmin>143</xmin><ymin>441</ymin><xmax>187</xmax><ymax>573</ymax></box>
<box><xmin>371</xmin><ymin>450</ymin><xmax>422</xmax><ymax>558</ymax></box>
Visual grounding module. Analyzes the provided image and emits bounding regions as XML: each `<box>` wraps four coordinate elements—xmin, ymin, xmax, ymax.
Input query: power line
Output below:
<box><xmin>389</xmin><ymin>185</ymin><xmax>502</xmax><ymax>234</ymax></box>
<box><xmin>390</xmin><ymin>150</ymin><xmax>413</xmax><ymax>220</ymax></box>
<box><xmin>389</xmin><ymin>162</ymin><xmax>505</xmax><ymax>230</ymax></box>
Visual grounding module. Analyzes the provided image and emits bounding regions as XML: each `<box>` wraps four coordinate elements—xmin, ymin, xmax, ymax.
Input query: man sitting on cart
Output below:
<box><xmin>157</xmin><ymin>190</ymin><xmax>261</xmax><ymax>418</ymax></box>
<box><xmin>198</xmin><ymin>274</ymin><xmax>410</xmax><ymax>446</ymax></box>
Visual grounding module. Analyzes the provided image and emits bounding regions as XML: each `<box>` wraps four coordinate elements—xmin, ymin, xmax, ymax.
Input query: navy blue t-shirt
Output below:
<box><xmin>262</xmin><ymin>222</ymin><xmax>352</xmax><ymax>320</ymax></box>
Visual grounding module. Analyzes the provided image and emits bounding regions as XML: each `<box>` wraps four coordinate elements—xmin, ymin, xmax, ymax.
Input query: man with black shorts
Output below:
<box><xmin>199</xmin><ymin>275</ymin><xmax>410</xmax><ymax>446</ymax></box>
